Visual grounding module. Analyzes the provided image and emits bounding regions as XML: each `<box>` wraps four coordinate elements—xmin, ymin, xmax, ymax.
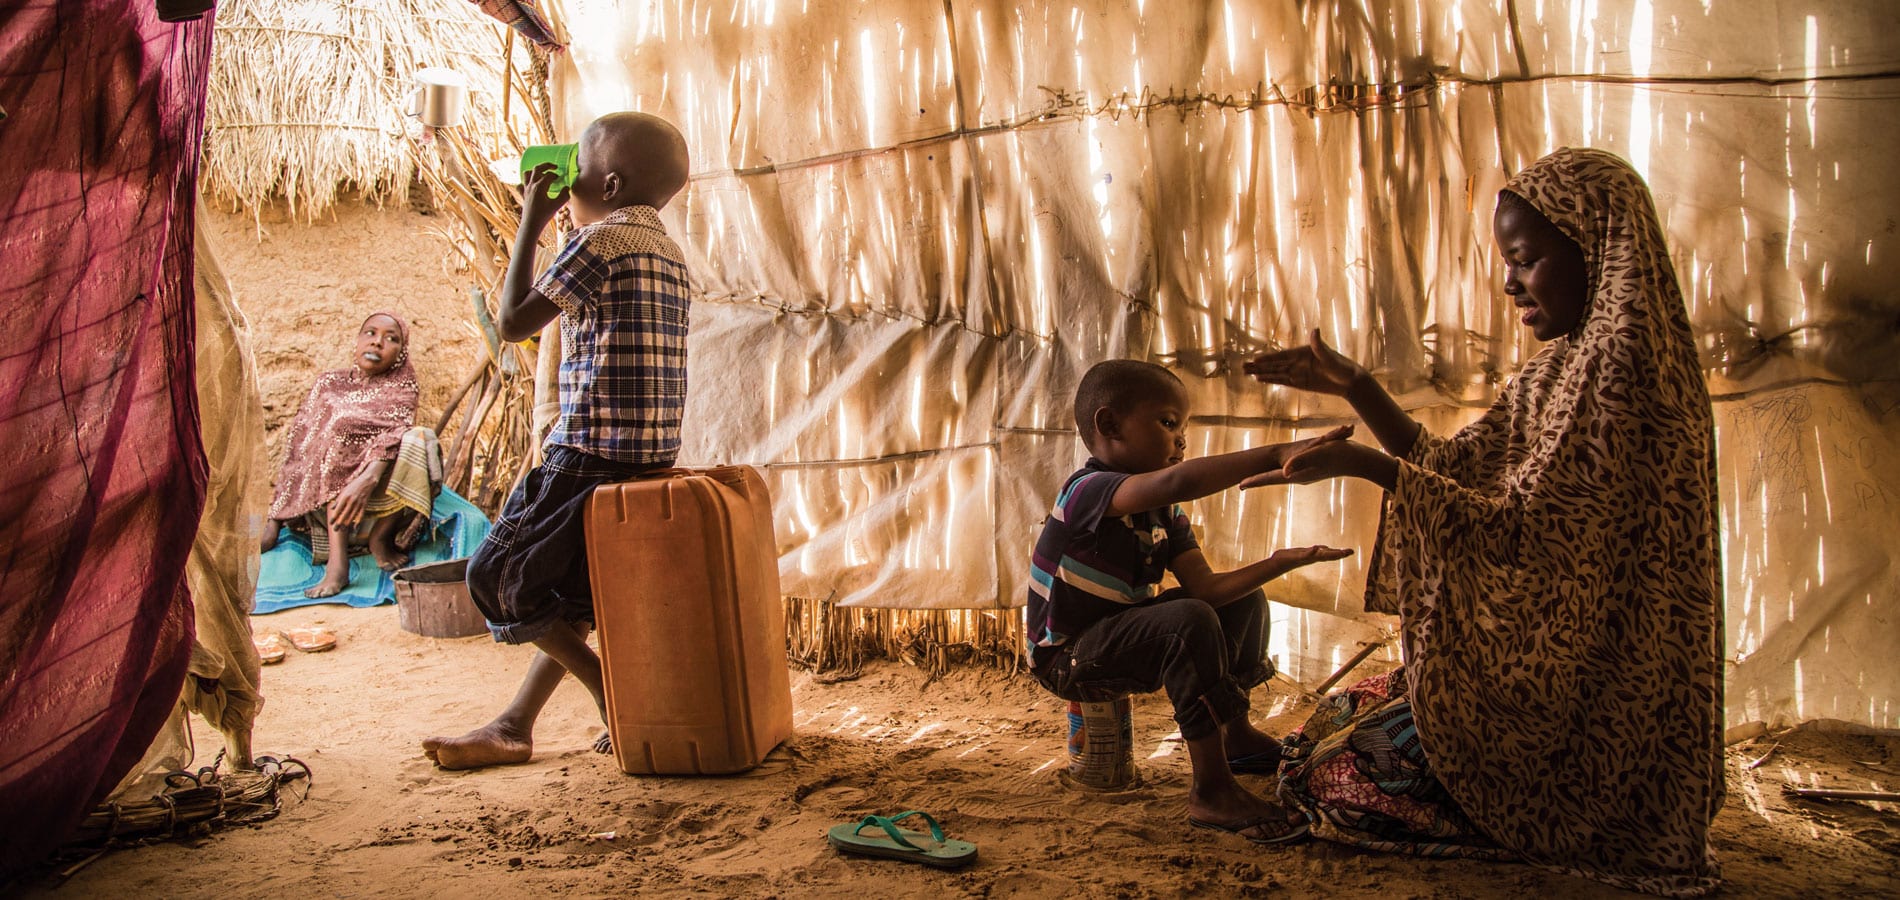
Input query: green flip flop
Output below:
<box><xmin>825</xmin><ymin>811</ymin><xmax>978</xmax><ymax>869</ymax></box>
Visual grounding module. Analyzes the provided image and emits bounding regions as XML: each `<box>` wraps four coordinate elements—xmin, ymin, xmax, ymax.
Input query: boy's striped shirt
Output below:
<box><xmin>1025</xmin><ymin>460</ymin><xmax>1198</xmax><ymax>669</ymax></box>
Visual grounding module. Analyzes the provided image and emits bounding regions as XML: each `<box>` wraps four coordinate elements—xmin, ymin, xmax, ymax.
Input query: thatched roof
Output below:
<box><xmin>202</xmin><ymin>0</ymin><xmax>528</xmax><ymax>218</ymax></box>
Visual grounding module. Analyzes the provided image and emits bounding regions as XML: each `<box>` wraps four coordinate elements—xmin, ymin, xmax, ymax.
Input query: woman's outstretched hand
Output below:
<box><xmin>1245</xmin><ymin>329</ymin><xmax>1363</xmax><ymax>396</ymax></box>
<box><xmin>1241</xmin><ymin>439</ymin><xmax>1397</xmax><ymax>489</ymax></box>
<box><xmin>1263</xmin><ymin>423</ymin><xmax>1354</xmax><ymax>472</ymax></box>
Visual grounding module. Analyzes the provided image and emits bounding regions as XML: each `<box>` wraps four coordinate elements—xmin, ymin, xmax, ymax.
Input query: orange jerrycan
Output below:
<box><xmin>585</xmin><ymin>466</ymin><xmax>794</xmax><ymax>774</ymax></box>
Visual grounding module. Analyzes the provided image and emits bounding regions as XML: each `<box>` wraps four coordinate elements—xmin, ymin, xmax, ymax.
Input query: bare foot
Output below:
<box><xmin>260</xmin><ymin>524</ymin><xmax>281</xmax><ymax>554</ymax></box>
<box><xmin>303</xmin><ymin>573</ymin><xmax>349</xmax><ymax>599</ymax></box>
<box><xmin>304</xmin><ymin>544</ymin><xmax>352</xmax><ymax>599</ymax></box>
<box><xmin>393</xmin><ymin>513</ymin><xmax>425</xmax><ymax>552</ymax></box>
<box><xmin>422</xmin><ymin>723</ymin><xmax>532</xmax><ymax>770</ymax></box>
<box><xmin>593</xmin><ymin>731</ymin><xmax>612</xmax><ymax>755</ymax></box>
<box><xmin>370</xmin><ymin>541</ymin><xmax>411</xmax><ymax>572</ymax></box>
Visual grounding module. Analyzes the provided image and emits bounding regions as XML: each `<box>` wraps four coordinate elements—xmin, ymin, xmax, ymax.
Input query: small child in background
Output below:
<box><xmin>1028</xmin><ymin>359</ymin><xmax>1352</xmax><ymax>843</ymax></box>
<box><xmin>423</xmin><ymin>111</ymin><xmax>692</xmax><ymax>770</ymax></box>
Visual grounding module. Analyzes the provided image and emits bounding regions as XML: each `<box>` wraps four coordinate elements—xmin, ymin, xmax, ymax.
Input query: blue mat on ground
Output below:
<box><xmin>253</xmin><ymin>488</ymin><xmax>490</xmax><ymax>615</ymax></box>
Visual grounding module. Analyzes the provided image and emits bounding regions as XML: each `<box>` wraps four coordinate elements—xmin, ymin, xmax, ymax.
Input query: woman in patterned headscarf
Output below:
<box><xmin>264</xmin><ymin>312</ymin><xmax>438</xmax><ymax>599</ymax></box>
<box><xmin>1244</xmin><ymin>148</ymin><xmax>1723</xmax><ymax>896</ymax></box>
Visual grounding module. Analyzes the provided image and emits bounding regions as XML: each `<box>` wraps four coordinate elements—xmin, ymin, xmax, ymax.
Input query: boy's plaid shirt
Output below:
<box><xmin>532</xmin><ymin>205</ymin><xmax>689</xmax><ymax>465</ymax></box>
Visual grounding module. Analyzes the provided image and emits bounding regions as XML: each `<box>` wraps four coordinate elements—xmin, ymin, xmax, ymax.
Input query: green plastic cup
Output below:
<box><xmin>519</xmin><ymin>143</ymin><xmax>579</xmax><ymax>198</ymax></box>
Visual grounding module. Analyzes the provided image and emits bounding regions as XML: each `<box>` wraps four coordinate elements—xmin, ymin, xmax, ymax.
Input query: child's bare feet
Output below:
<box><xmin>422</xmin><ymin>723</ymin><xmax>532</xmax><ymax>770</ymax></box>
<box><xmin>260</xmin><ymin>523</ymin><xmax>281</xmax><ymax>554</ymax></box>
<box><xmin>593</xmin><ymin>731</ymin><xmax>612</xmax><ymax>754</ymax></box>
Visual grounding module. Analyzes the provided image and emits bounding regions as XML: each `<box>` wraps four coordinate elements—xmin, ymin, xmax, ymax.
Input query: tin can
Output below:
<box><xmin>1064</xmin><ymin>697</ymin><xmax>1137</xmax><ymax>790</ymax></box>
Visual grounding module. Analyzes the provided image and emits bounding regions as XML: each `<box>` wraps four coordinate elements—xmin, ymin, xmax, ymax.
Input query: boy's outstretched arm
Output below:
<box><xmin>496</xmin><ymin>164</ymin><xmax>568</xmax><ymax>342</ymax></box>
<box><xmin>1169</xmin><ymin>545</ymin><xmax>1354</xmax><ymax>607</ymax></box>
<box><xmin>1106</xmin><ymin>425</ymin><xmax>1352</xmax><ymax>517</ymax></box>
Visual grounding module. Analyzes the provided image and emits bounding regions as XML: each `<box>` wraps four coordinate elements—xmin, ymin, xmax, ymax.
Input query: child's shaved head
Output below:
<box><xmin>583</xmin><ymin>112</ymin><xmax>690</xmax><ymax>210</ymax></box>
<box><xmin>1074</xmin><ymin>360</ymin><xmax>1184</xmax><ymax>448</ymax></box>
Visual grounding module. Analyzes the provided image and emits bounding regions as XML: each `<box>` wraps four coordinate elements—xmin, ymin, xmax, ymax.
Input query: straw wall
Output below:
<box><xmin>202</xmin><ymin>0</ymin><xmax>521</xmax><ymax>219</ymax></box>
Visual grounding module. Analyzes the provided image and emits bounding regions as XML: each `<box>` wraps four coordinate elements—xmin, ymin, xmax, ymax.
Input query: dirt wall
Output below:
<box><xmin>203</xmin><ymin>199</ymin><xmax>487</xmax><ymax>507</ymax></box>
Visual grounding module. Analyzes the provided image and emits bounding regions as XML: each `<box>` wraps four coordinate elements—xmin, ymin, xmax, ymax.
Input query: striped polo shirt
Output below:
<box><xmin>1025</xmin><ymin>459</ymin><xmax>1199</xmax><ymax>669</ymax></box>
<box><xmin>533</xmin><ymin>205</ymin><xmax>690</xmax><ymax>466</ymax></box>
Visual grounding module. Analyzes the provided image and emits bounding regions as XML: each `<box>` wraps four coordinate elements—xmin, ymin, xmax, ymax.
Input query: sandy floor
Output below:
<box><xmin>20</xmin><ymin>604</ymin><xmax>1900</xmax><ymax>898</ymax></box>
<box><xmin>18</xmin><ymin>203</ymin><xmax>1896</xmax><ymax>896</ymax></box>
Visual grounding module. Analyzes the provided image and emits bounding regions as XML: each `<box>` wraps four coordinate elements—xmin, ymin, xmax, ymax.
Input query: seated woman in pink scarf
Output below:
<box><xmin>262</xmin><ymin>312</ymin><xmax>437</xmax><ymax>598</ymax></box>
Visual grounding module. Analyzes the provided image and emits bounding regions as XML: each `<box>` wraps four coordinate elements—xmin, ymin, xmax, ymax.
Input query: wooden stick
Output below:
<box><xmin>1313</xmin><ymin>638</ymin><xmax>1390</xmax><ymax>695</ymax></box>
<box><xmin>478</xmin><ymin>387</ymin><xmax>518</xmax><ymax>504</ymax></box>
<box><xmin>432</xmin><ymin>131</ymin><xmax>503</xmax><ymax>286</ymax></box>
<box><xmin>469</xmin><ymin>286</ymin><xmax>503</xmax><ymax>367</ymax></box>
<box><xmin>1746</xmin><ymin>742</ymin><xmax>1780</xmax><ymax>770</ymax></box>
<box><xmin>1783</xmin><ymin>787</ymin><xmax>1900</xmax><ymax>802</ymax></box>
<box><xmin>434</xmin><ymin>358</ymin><xmax>489</xmax><ymax>433</ymax></box>
<box><xmin>500</xmin><ymin>28</ymin><xmax>515</xmax><ymax>134</ymax></box>
<box><xmin>446</xmin><ymin>370</ymin><xmax>499</xmax><ymax>492</ymax></box>
<box><xmin>453</xmin><ymin>372</ymin><xmax>503</xmax><ymax>480</ymax></box>
<box><xmin>440</xmin><ymin>367</ymin><xmax>489</xmax><ymax>479</ymax></box>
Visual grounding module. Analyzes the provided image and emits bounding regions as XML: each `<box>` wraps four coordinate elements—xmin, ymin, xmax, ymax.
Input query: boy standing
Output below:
<box><xmin>1029</xmin><ymin>359</ymin><xmax>1352</xmax><ymax>843</ymax></box>
<box><xmin>424</xmin><ymin>112</ymin><xmax>692</xmax><ymax>770</ymax></box>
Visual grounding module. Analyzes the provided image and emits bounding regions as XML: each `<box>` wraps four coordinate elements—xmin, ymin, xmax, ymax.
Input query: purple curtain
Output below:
<box><xmin>0</xmin><ymin>0</ymin><xmax>213</xmax><ymax>875</ymax></box>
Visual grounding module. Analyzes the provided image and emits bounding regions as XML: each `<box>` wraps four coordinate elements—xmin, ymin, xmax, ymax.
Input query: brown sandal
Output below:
<box><xmin>284</xmin><ymin>626</ymin><xmax>337</xmax><ymax>653</ymax></box>
<box><xmin>254</xmin><ymin>632</ymin><xmax>289</xmax><ymax>665</ymax></box>
<box><xmin>1189</xmin><ymin>814</ymin><xmax>1310</xmax><ymax>845</ymax></box>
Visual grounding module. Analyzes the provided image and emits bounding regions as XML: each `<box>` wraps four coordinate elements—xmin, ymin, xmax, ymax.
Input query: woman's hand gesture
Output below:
<box><xmin>328</xmin><ymin>472</ymin><xmax>378</xmax><ymax>529</ymax></box>
<box><xmin>1244</xmin><ymin>329</ymin><xmax>1363</xmax><ymax>397</ymax></box>
<box><xmin>1240</xmin><ymin>439</ymin><xmax>1396</xmax><ymax>489</ymax></box>
<box><xmin>1263</xmin><ymin>424</ymin><xmax>1354</xmax><ymax>471</ymax></box>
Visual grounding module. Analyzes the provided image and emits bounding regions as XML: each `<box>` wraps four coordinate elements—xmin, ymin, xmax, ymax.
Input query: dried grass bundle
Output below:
<box><xmin>416</xmin><ymin>44</ymin><xmax>558</xmax><ymax>511</ymax></box>
<box><xmin>785</xmin><ymin>596</ymin><xmax>1025</xmax><ymax>678</ymax></box>
<box><xmin>203</xmin><ymin>0</ymin><xmax>520</xmax><ymax>220</ymax></box>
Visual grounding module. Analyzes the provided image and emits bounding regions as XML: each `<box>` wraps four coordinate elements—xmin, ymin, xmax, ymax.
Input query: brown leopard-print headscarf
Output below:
<box><xmin>1364</xmin><ymin>148</ymin><xmax>1724</xmax><ymax>896</ymax></box>
<box><xmin>267</xmin><ymin>312</ymin><xmax>420</xmax><ymax>521</ymax></box>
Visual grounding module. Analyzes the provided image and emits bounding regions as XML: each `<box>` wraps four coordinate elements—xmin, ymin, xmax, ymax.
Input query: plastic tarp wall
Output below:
<box><xmin>0</xmin><ymin>1</ymin><xmax>213</xmax><ymax>875</ymax></box>
<box><xmin>544</xmin><ymin>0</ymin><xmax>1900</xmax><ymax>732</ymax></box>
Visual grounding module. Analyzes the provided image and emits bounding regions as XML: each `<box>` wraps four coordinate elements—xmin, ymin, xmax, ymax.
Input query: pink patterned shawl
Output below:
<box><xmin>267</xmin><ymin>313</ymin><xmax>420</xmax><ymax>520</ymax></box>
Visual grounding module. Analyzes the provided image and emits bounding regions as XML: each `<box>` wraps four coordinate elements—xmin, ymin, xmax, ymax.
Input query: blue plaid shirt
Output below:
<box><xmin>532</xmin><ymin>205</ymin><xmax>690</xmax><ymax>465</ymax></box>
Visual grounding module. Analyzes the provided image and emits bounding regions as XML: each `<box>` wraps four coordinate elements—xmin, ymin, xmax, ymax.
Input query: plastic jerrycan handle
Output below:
<box><xmin>635</xmin><ymin>466</ymin><xmax>752</xmax><ymax>490</ymax></box>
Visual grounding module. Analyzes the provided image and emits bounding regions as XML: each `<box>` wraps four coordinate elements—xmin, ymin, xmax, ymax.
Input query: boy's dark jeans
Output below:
<box><xmin>1032</xmin><ymin>589</ymin><xmax>1272</xmax><ymax>741</ymax></box>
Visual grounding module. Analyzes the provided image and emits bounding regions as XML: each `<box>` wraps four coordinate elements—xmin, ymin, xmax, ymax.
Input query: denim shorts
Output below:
<box><xmin>466</xmin><ymin>445</ymin><xmax>666</xmax><ymax>644</ymax></box>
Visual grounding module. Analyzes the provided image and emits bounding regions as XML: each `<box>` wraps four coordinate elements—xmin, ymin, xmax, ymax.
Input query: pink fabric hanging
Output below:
<box><xmin>468</xmin><ymin>0</ymin><xmax>563</xmax><ymax>50</ymax></box>
<box><xmin>0</xmin><ymin>0</ymin><xmax>213</xmax><ymax>875</ymax></box>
